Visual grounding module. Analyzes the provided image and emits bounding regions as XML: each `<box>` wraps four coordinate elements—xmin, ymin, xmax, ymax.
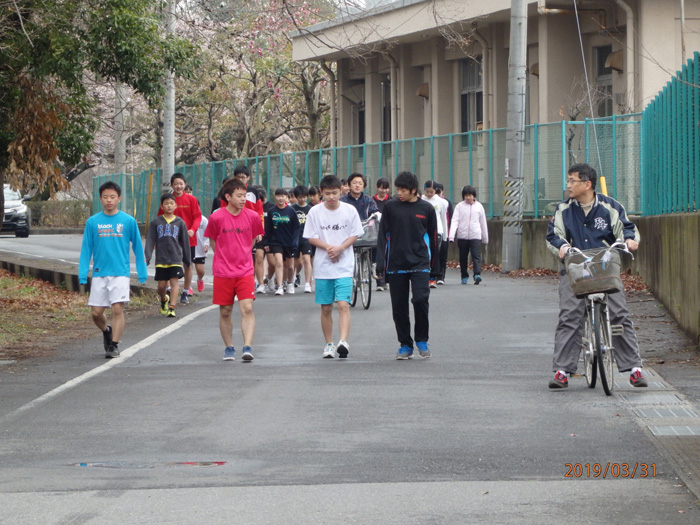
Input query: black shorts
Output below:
<box><xmin>268</xmin><ymin>245</ymin><xmax>296</xmax><ymax>260</ymax></box>
<box><xmin>297</xmin><ymin>241</ymin><xmax>313</xmax><ymax>257</ymax></box>
<box><xmin>190</xmin><ymin>246</ymin><xmax>196</xmax><ymax>260</ymax></box>
<box><xmin>254</xmin><ymin>240</ymin><xmax>265</xmax><ymax>251</ymax></box>
<box><xmin>155</xmin><ymin>266</ymin><xmax>184</xmax><ymax>281</ymax></box>
<box><xmin>192</xmin><ymin>256</ymin><xmax>206</xmax><ymax>265</ymax></box>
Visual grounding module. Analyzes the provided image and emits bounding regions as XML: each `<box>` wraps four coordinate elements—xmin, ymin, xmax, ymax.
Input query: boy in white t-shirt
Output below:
<box><xmin>303</xmin><ymin>175</ymin><xmax>364</xmax><ymax>359</ymax></box>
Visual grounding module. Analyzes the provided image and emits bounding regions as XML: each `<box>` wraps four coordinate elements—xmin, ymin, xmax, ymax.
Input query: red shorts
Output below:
<box><xmin>213</xmin><ymin>274</ymin><xmax>256</xmax><ymax>305</ymax></box>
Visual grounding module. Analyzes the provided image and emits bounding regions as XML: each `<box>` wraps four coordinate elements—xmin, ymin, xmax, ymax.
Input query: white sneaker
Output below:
<box><xmin>275</xmin><ymin>287</ymin><xmax>284</xmax><ymax>296</ymax></box>
<box><xmin>304</xmin><ymin>283</ymin><xmax>312</xmax><ymax>293</ymax></box>
<box><xmin>323</xmin><ymin>343</ymin><xmax>336</xmax><ymax>358</ymax></box>
<box><xmin>255</xmin><ymin>284</ymin><xmax>266</xmax><ymax>294</ymax></box>
<box><xmin>286</xmin><ymin>283</ymin><xmax>295</xmax><ymax>294</ymax></box>
<box><xmin>268</xmin><ymin>280</ymin><xmax>277</xmax><ymax>293</ymax></box>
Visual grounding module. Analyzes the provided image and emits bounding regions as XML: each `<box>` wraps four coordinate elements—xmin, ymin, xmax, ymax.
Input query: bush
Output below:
<box><xmin>26</xmin><ymin>200</ymin><xmax>92</xmax><ymax>228</ymax></box>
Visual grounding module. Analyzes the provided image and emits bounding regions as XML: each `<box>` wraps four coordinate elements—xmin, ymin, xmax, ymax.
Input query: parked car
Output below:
<box><xmin>2</xmin><ymin>184</ymin><xmax>31</xmax><ymax>237</ymax></box>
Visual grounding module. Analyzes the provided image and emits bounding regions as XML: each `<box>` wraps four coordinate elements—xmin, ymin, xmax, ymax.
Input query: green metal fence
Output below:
<box><xmin>94</xmin><ymin>115</ymin><xmax>642</xmax><ymax>223</ymax></box>
<box><xmin>642</xmin><ymin>51</ymin><xmax>700</xmax><ymax>215</ymax></box>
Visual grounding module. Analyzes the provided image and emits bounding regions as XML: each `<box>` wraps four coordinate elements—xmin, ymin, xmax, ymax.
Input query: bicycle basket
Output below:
<box><xmin>565</xmin><ymin>247</ymin><xmax>623</xmax><ymax>297</ymax></box>
<box><xmin>355</xmin><ymin>216</ymin><xmax>379</xmax><ymax>247</ymax></box>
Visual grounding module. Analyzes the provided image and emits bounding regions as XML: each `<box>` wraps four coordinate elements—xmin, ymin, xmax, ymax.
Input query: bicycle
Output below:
<box><xmin>351</xmin><ymin>213</ymin><xmax>380</xmax><ymax>310</ymax></box>
<box><xmin>565</xmin><ymin>241</ymin><xmax>632</xmax><ymax>396</ymax></box>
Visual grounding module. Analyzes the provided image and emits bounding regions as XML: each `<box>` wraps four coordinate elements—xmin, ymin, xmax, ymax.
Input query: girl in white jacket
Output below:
<box><xmin>448</xmin><ymin>185</ymin><xmax>488</xmax><ymax>284</ymax></box>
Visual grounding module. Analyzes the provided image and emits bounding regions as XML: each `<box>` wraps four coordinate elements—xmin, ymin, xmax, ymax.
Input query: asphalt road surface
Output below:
<box><xmin>1</xmin><ymin>235</ymin><xmax>699</xmax><ymax>523</ymax></box>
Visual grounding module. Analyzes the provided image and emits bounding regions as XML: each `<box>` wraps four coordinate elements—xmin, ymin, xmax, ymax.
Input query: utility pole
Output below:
<box><xmin>162</xmin><ymin>0</ymin><xmax>176</xmax><ymax>187</ymax></box>
<box><xmin>501</xmin><ymin>0</ymin><xmax>528</xmax><ymax>272</ymax></box>
<box><xmin>114</xmin><ymin>83</ymin><xmax>128</xmax><ymax>212</ymax></box>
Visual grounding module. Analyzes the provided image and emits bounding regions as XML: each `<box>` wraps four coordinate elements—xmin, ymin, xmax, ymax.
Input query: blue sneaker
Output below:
<box><xmin>474</xmin><ymin>275</ymin><xmax>482</xmax><ymax>285</ymax></box>
<box><xmin>223</xmin><ymin>346</ymin><xmax>236</xmax><ymax>361</ymax></box>
<box><xmin>241</xmin><ymin>346</ymin><xmax>254</xmax><ymax>362</ymax></box>
<box><xmin>396</xmin><ymin>345</ymin><xmax>414</xmax><ymax>360</ymax></box>
<box><xmin>461</xmin><ymin>277</ymin><xmax>468</xmax><ymax>285</ymax></box>
<box><xmin>416</xmin><ymin>341</ymin><xmax>431</xmax><ymax>358</ymax></box>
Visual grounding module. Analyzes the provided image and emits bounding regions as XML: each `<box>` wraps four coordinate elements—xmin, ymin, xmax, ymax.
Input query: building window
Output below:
<box><xmin>461</xmin><ymin>57</ymin><xmax>483</xmax><ymax>133</ymax></box>
<box><xmin>594</xmin><ymin>45</ymin><xmax>613</xmax><ymax>117</ymax></box>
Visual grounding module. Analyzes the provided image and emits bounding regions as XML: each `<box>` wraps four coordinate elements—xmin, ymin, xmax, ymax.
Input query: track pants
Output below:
<box><xmin>387</xmin><ymin>271</ymin><xmax>430</xmax><ymax>348</ymax></box>
<box><xmin>457</xmin><ymin>239</ymin><xmax>482</xmax><ymax>278</ymax></box>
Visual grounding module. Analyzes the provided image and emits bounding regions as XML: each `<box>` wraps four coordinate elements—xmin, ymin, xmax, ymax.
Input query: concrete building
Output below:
<box><xmin>291</xmin><ymin>0</ymin><xmax>699</xmax><ymax>147</ymax></box>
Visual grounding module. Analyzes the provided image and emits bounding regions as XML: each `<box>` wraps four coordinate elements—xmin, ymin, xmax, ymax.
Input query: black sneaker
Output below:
<box><xmin>102</xmin><ymin>326</ymin><xmax>113</xmax><ymax>351</ymax></box>
<box><xmin>180</xmin><ymin>291</ymin><xmax>189</xmax><ymax>304</ymax></box>
<box><xmin>337</xmin><ymin>340</ymin><xmax>349</xmax><ymax>358</ymax></box>
<box><xmin>105</xmin><ymin>344</ymin><xmax>120</xmax><ymax>359</ymax></box>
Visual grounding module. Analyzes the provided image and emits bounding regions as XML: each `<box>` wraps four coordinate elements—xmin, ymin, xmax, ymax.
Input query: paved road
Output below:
<box><xmin>1</xmin><ymin>236</ymin><xmax>700</xmax><ymax>523</ymax></box>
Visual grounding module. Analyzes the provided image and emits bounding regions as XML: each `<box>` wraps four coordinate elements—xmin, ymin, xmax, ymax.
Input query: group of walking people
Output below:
<box><xmin>78</xmin><ymin>161</ymin><xmax>645</xmax><ymax>388</ymax></box>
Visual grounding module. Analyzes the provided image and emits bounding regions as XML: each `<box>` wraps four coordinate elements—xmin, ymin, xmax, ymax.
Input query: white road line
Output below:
<box><xmin>0</xmin><ymin>304</ymin><xmax>218</xmax><ymax>424</ymax></box>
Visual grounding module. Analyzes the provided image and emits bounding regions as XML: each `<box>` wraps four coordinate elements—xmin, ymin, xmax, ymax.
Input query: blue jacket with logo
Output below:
<box><xmin>546</xmin><ymin>193</ymin><xmax>640</xmax><ymax>257</ymax></box>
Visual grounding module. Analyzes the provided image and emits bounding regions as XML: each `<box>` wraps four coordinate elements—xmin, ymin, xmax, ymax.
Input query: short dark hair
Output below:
<box><xmin>160</xmin><ymin>192</ymin><xmax>176</xmax><ymax>205</ymax></box>
<box><xmin>347</xmin><ymin>172</ymin><xmax>366</xmax><ymax>188</ymax></box>
<box><xmin>340</xmin><ymin>178</ymin><xmax>348</xmax><ymax>185</ymax></box>
<box><xmin>308</xmin><ymin>185</ymin><xmax>320</xmax><ymax>196</ymax></box>
<box><xmin>99</xmin><ymin>181</ymin><xmax>121</xmax><ymax>197</ymax></box>
<box><xmin>293</xmin><ymin>185</ymin><xmax>309</xmax><ymax>198</ymax></box>
<box><xmin>222</xmin><ymin>178</ymin><xmax>247</xmax><ymax>198</ymax></box>
<box><xmin>376</xmin><ymin>177</ymin><xmax>390</xmax><ymax>189</ymax></box>
<box><xmin>462</xmin><ymin>185</ymin><xmax>477</xmax><ymax>199</ymax></box>
<box><xmin>568</xmin><ymin>163</ymin><xmax>598</xmax><ymax>191</ymax></box>
<box><xmin>320</xmin><ymin>175</ymin><xmax>342</xmax><ymax>190</ymax></box>
<box><xmin>170</xmin><ymin>172</ymin><xmax>186</xmax><ymax>184</ymax></box>
<box><xmin>233</xmin><ymin>165</ymin><xmax>250</xmax><ymax>178</ymax></box>
<box><xmin>274</xmin><ymin>187</ymin><xmax>288</xmax><ymax>197</ymax></box>
<box><xmin>258</xmin><ymin>188</ymin><xmax>267</xmax><ymax>201</ymax></box>
<box><xmin>184</xmin><ymin>184</ymin><xmax>193</xmax><ymax>193</ymax></box>
<box><xmin>394</xmin><ymin>171</ymin><xmax>418</xmax><ymax>194</ymax></box>
<box><xmin>424</xmin><ymin>180</ymin><xmax>438</xmax><ymax>190</ymax></box>
<box><xmin>435</xmin><ymin>182</ymin><xmax>444</xmax><ymax>194</ymax></box>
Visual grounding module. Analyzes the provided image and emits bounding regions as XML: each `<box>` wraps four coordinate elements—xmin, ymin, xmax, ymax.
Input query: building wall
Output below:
<box><xmin>322</xmin><ymin>1</ymin><xmax>691</xmax><ymax>148</ymax></box>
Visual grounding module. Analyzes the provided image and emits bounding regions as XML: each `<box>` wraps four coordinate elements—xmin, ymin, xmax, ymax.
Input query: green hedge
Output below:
<box><xmin>26</xmin><ymin>200</ymin><xmax>92</xmax><ymax>228</ymax></box>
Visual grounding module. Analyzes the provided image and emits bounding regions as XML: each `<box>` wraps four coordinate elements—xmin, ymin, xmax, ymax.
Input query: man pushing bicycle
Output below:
<box><xmin>546</xmin><ymin>162</ymin><xmax>647</xmax><ymax>389</ymax></box>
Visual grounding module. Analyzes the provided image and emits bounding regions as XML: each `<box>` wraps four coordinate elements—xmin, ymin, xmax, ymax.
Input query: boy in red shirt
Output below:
<box><xmin>205</xmin><ymin>178</ymin><xmax>264</xmax><ymax>362</ymax></box>
<box><xmin>158</xmin><ymin>173</ymin><xmax>202</xmax><ymax>304</ymax></box>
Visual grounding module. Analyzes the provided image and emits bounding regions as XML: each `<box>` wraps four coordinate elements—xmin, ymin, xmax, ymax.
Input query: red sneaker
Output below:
<box><xmin>197</xmin><ymin>279</ymin><xmax>205</xmax><ymax>292</ymax></box>
<box><xmin>629</xmin><ymin>370</ymin><xmax>648</xmax><ymax>387</ymax></box>
<box><xmin>548</xmin><ymin>371</ymin><xmax>568</xmax><ymax>389</ymax></box>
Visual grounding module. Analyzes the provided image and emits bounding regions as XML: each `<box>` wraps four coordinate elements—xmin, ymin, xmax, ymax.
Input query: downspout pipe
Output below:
<box><xmin>387</xmin><ymin>53</ymin><xmax>399</xmax><ymax>141</ymax></box>
<box><xmin>472</xmin><ymin>23</ymin><xmax>490</xmax><ymax>130</ymax></box>
<box><xmin>614</xmin><ymin>0</ymin><xmax>635</xmax><ymax>111</ymax></box>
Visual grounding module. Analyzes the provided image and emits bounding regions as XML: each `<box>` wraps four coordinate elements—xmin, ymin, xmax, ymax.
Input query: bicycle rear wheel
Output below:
<box><xmin>360</xmin><ymin>251</ymin><xmax>372</xmax><ymax>309</ymax></box>
<box><xmin>350</xmin><ymin>252</ymin><xmax>359</xmax><ymax>307</ymax></box>
<box><xmin>582</xmin><ymin>307</ymin><xmax>597</xmax><ymax>388</ymax></box>
<box><xmin>593</xmin><ymin>301</ymin><xmax>614</xmax><ymax>396</ymax></box>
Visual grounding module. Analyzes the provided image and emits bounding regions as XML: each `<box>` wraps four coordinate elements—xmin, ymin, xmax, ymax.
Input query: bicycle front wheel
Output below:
<box><xmin>350</xmin><ymin>252</ymin><xmax>359</xmax><ymax>307</ymax></box>
<box><xmin>593</xmin><ymin>301</ymin><xmax>614</xmax><ymax>396</ymax></box>
<box><xmin>360</xmin><ymin>250</ymin><xmax>372</xmax><ymax>309</ymax></box>
<box><xmin>582</xmin><ymin>307</ymin><xmax>597</xmax><ymax>388</ymax></box>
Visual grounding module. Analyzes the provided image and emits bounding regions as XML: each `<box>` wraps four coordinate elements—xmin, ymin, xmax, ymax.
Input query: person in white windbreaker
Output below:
<box><xmin>448</xmin><ymin>185</ymin><xmax>489</xmax><ymax>285</ymax></box>
<box><xmin>422</xmin><ymin>180</ymin><xmax>449</xmax><ymax>287</ymax></box>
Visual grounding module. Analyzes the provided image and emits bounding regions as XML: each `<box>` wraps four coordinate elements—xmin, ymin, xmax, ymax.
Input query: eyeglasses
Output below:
<box><xmin>566</xmin><ymin>178</ymin><xmax>587</xmax><ymax>185</ymax></box>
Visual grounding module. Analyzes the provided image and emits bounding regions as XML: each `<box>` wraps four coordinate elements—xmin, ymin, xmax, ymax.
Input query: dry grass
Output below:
<box><xmin>0</xmin><ymin>269</ymin><xmax>154</xmax><ymax>361</ymax></box>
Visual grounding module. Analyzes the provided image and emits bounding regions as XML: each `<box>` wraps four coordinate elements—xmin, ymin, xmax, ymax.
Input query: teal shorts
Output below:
<box><xmin>315</xmin><ymin>277</ymin><xmax>353</xmax><ymax>305</ymax></box>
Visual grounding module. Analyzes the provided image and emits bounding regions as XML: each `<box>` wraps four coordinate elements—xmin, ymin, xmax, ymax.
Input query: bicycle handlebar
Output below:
<box><xmin>566</xmin><ymin>240</ymin><xmax>634</xmax><ymax>260</ymax></box>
